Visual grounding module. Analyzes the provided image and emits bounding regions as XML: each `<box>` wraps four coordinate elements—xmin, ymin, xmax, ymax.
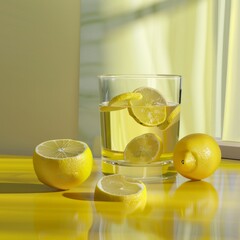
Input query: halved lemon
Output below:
<box><xmin>94</xmin><ymin>175</ymin><xmax>146</xmax><ymax>209</ymax></box>
<box><xmin>33</xmin><ymin>139</ymin><xmax>93</xmax><ymax>190</ymax></box>
<box><xmin>100</xmin><ymin>92</ymin><xmax>142</xmax><ymax>112</ymax></box>
<box><xmin>94</xmin><ymin>175</ymin><xmax>147</xmax><ymax>222</ymax></box>
<box><xmin>124</xmin><ymin>133</ymin><xmax>163</xmax><ymax>163</ymax></box>
<box><xmin>129</xmin><ymin>87</ymin><xmax>167</xmax><ymax>126</ymax></box>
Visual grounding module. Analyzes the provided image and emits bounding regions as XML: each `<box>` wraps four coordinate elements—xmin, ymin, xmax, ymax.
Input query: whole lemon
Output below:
<box><xmin>173</xmin><ymin>133</ymin><xmax>221</xmax><ymax>180</ymax></box>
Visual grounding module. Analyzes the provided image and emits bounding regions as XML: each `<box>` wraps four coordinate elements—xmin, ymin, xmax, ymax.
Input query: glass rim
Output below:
<box><xmin>98</xmin><ymin>74</ymin><xmax>182</xmax><ymax>79</ymax></box>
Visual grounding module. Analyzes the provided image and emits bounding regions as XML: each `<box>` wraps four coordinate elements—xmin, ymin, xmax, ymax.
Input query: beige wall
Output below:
<box><xmin>0</xmin><ymin>0</ymin><xmax>81</xmax><ymax>155</ymax></box>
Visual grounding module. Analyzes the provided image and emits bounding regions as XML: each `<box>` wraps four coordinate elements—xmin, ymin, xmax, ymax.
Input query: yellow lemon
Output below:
<box><xmin>124</xmin><ymin>133</ymin><xmax>163</xmax><ymax>163</ymax></box>
<box><xmin>100</xmin><ymin>92</ymin><xmax>142</xmax><ymax>112</ymax></box>
<box><xmin>129</xmin><ymin>87</ymin><xmax>167</xmax><ymax>126</ymax></box>
<box><xmin>33</xmin><ymin>139</ymin><xmax>93</xmax><ymax>190</ymax></box>
<box><xmin>173</xmin><ymin>133</ymin><xmax>221</xmax><ymax>180</ymax></box>
<box><xmin>94</xmin><ymin>175</ymin><xmax>147</xmax><ymax>211</ymax></box>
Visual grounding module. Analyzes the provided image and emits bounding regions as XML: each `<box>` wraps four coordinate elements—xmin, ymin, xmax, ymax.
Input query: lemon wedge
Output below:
<box><xmin>33</xmin><ymin>139</ymin><xmax>93</xmax><ymax>190</ymax></box>
<box><xmin>124</xmin><ymin>133</ymin><xmax>163</xmax><ymax>163</ymax></box>
<box><xmin>100</xmin><ymin>92</ymin><xmax>142</xmax><ymax>112</ymax></box>
<box><xmin>173</xmin><ymin>133</ymin><xmax>221</xmax><ymax>180</ymax></box>
<box><xmin>94</xmin><ymin>175</ymin><xmax>146</xmax><ymax>209</ymax></box>
<box><xmin>129</xmin><ymin>87</ymin><xmax>167</xmax><ymax>126</ymax></box>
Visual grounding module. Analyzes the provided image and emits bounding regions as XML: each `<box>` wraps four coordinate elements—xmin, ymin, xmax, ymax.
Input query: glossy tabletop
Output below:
<box><xmin>0</xmin><ymin>156</ymin><xmax>240</xmax><ymax>240</ymax></box>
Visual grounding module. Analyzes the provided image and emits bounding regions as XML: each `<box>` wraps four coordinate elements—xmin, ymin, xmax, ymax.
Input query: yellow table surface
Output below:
<box><xmin>0</xmin><ymin>156</ymin><xmax>240</xmax><ymax>240</ymax></box>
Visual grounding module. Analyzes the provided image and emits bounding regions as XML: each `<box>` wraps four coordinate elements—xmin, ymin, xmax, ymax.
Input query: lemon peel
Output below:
<box><xmin>180</xmin><ymin>151</ymin><xmax>197</xmax><ymax>173</ymax></box>
<box><xmin>173</xmin><ymin>133</ymin><xmax>221</xmax><ymax>180</ymax></box>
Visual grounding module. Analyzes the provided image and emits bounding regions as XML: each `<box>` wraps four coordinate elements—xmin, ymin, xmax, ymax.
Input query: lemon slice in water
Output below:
<box><xmin>124</xmin><ymin>133</ymin><xmax>163</xmax><ymax>164</ymax></box>
<box><xmin>159</xmin><ymin>104</ymin><xmax>181</xmax><ymax>131</ymax></box>
<box><xmin>33</xmin><ymin>139</ymin><xmax>93</xmax><ymax>190</ymax></box>
<box><xmin>100</xmin><ymin>92</ymin><xmax>142</xmax><ymax>112</ymax></box>
<box><xmin>129</xmin><ymin>87</ymin><xmax>167</xmax><ymax>126</ymax></box>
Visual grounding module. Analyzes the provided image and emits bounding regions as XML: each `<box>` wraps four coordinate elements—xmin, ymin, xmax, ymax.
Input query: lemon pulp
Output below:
<box><xmin>94</xmin><ymin>175</ymin><xmax>146</xmax><ymax>208</ymax></box>
<box><xmin>129</xmin><ymin>87</ymin><xmax>167</xmax><ymax>126</ymax></box>
<box><xmin>124</xmin><ymin>133</ymin><xmax>163</xmax><ymax>164</ymax></box>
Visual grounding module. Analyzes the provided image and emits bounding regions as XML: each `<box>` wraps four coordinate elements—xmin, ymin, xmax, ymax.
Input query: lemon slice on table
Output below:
<box><xmin>94</xmin><ymin>175</ymin><xmax>146</xmax><ymax>208</ymax></box>
<box><xmin>33</xmin><ymin>139</ymin><xmax>93</xmax><ymax>190</ymax></box>
<box><xmin>173</xmin><ymin>133</ymin><xmax>221</xmax><ymax>180</ymax></box>
<box><xmin>124</xmin><ymin>133</ymin><xmax>163</xmax><ymax>164</ymax></box>
<box><xmin>100</xmin><ymin>92</ymin><xmax>142</xmax><ymax>112</ymax></box>
<box><xmin>129</xmin><ymin>87</ymin><xmax>167</xmax><ymax>126</ymax></box>
<box><xmin>159</xmin><ymin>104</ymin><xmax>181</xmax><ymax>131</ymax></box>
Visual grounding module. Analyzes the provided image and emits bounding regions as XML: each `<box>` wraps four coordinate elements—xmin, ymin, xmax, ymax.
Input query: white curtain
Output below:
<box><xmin>79</xmin><ymin>0</ymin><xmax>239</xmax><ymax>156</ymax></box>
<box><xmin>222</xmin><ymin>0</ymin><xmax>240</xmax><ymax>142</ymax></box>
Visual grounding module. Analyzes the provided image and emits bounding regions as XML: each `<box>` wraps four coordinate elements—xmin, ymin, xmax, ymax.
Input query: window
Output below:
<box><xmin>80</xmin><ymin>0</ymin><xmax>240</xmax><ymax>159</ymax></box>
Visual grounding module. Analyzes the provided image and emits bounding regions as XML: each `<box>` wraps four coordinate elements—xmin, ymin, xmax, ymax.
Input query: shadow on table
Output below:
<box><xmin>63</xmin><ymin>192</ymin><xmax>94</xmax><ymax>201</ymax></box>
<box><xmin>0</xmin><ymin>182</ymin><xmax>58</xmax><ymax>193</ymax></box>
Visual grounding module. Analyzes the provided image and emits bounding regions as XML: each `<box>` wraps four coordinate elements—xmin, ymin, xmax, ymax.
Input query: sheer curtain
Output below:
<box><xmin>222</xmin><ymin>0</ymin><xmax>240</xmax><ymax>142</ymax></box>
<box><xmin>79</xmin><ymin>0</ymin><xmax>239</xmax><ymax>157</ymax></box>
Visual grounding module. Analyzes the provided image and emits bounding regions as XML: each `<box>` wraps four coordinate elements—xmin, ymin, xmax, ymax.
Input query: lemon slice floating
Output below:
<box><xmin>159</xmin><ymin>104</ymin><xmax>181</xmax><ymax>131</ymax></box>
<box><xmin>173</xmin><ymin>133</ymin><xmax>221</xmax><ymax>180</ymax></box>
<box><xmin>124</xmin><ymin>133</ymin><xmax>163</xmax><ymax>163</ymax></box>
<box><xmin>129</xmin><ymin>87</ymin><xmax>167</xmax><ymax>126</ymax></box>
<box><xmin>33</xmin><ymin>139</ymin><xmax>93</xmax><ymax>190</ymax></box>
<box><xmin>100</xmin><ymin>92</ymin><xmax>142</xmax><ymax>112</ymax></box>
<box><xmin>94</xmin><ymin>175</ymin><xmax>146</xmax><ymax>207</ymax></box>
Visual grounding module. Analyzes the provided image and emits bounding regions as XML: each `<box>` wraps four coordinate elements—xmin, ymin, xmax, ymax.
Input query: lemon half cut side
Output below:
<box><xmin>33</xmin><ymin>139</ymin><xmax>93</xmax><ymax>190</ymax></box>
<box><xmin>94</xmin><ymin>175</ymin><xmax>147</xmax><ymax>209</ymax></box>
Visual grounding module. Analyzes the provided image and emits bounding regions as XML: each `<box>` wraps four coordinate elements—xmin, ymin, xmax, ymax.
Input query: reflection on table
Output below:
<box><xmin>0</xmin><ymin>157</ymin><xmax>240</xmax><ymax>239</ymax></box>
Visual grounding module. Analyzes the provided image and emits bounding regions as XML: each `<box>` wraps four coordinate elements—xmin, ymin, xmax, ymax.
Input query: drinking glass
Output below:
<box><xmin>98</xmin><ymin>74</ymin><xmax>182</xmax><ymax>181</ymax></box>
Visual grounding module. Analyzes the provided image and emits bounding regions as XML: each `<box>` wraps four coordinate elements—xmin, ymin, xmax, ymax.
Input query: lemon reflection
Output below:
<box><xmin>94</xmin><ymin>195</ymin><xmax>146</xmax><ymax>224</ymax></box>
<box><xmin>127</xmin><ymin>181</ymin><xmax>219</xmax><ymax>238</ymax></box>
<box><xmin>33</xmin><ymin>193</ymin><xmax>93</xmax><ymax>239</ymax></box>
<box><xmin>93</xmin><ymin>197</ymin><xmax>147</xmax><ymax>240</ymax></box>
<box><xmin>127</xmin><ymin>181</ymin><xmax>177</xmax><ymax>239</ymax></box>
<box><xmin>172</xmin><ymin>180</ymin><xmax>219</xmax><ymax>222</ymax></box>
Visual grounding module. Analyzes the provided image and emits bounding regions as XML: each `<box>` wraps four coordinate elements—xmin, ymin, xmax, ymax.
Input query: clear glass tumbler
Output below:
<box><xmin>98</xmin><ymin>74</ymin><xmax>182</xmax><ymax>182</ymax></box>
